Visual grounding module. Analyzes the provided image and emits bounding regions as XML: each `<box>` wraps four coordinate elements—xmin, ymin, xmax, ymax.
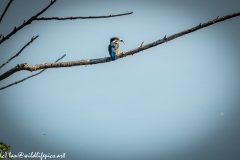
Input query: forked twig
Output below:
<box><xmin>0</xmin><ymin>0</ymin><xmax>56</xmax><ymax>44</ymax></box>
<box><xmin>0</xmin><ymin>0</ymin><xmax>132</xmax><ymax>45</ymax></box>
<box><xmin>0</xmin><ymin>54</ymin><xmax>66</xmax><ymax>90</ymax></box>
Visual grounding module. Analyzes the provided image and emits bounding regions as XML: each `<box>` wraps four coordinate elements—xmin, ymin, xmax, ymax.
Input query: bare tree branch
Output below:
<box><xmin>35</xmin><ymin>0</ymin><xmax>56</xmax><ymax>17</ymax></box>
<box><xmin>35</xmin><ymin>12</ymin><xmax>133</xmax><ymax>20</ymax></box>
<box><xmin>0</xmin><ymin>54</ymin><xmax>66</xmax><ymax>90</ymax></box>
<box><xmin>0</xmin><ymin>11</ymin><xmax>239</xmax><ymax>81</ymax></box>
<box><xmin>0</xmin><ymin>0</ymin><xmax>56</xmax><ymax>44</ymax></box>
<box><xmin>0</xmin><ymin>35</ymin><xmax>39</xmax><ymax>69</ymax></box>
<box><xmin>0</xmin><ymin>0</ymin><xmax>13</xmax><ymax>24</ymax></box>
<box><xmin>0</xmin><ymin>0</ymin><xmax>132</xmax><ymax>45</ymax></box>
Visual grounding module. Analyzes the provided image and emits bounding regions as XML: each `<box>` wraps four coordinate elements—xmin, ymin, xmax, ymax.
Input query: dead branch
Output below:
<box><xmin>35</xmin><ymin>12</ymin><xmax>133</xmax><ymax>20</ymax></box>
<box><xmin>0</xmin><ymin>0</ymin><xmax>13</xmax><ymax>23</ymax></box>
<box><xmin>0</xmin><ymin>0</ymin><xmax>56</xmax><ymax>44</ymax></box>
<box><xmin>0</xmin><ymin>35</ymin><xmax>39</xmax><ymax>69</ymax></box>
<box><xmin>0</xmin><ymin>54</ymin><xmax>66</xmax><ymax>90</ymax></box>
<box><xmin>0</xmin><ymin>0</ymin><xmax>132</xmax><ymax>44</ymax></box>
<box><xmin>0</xmin><ymin>11</ymin><xmax>239</xmax><ymax>82</ymax></box>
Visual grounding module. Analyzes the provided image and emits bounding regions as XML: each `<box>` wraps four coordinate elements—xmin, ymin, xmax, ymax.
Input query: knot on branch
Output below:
<box><xmin>17</xmin><ymin>63</ymin><xmax>35</xmax><ymax>72</ymax></box>
<box><xmin>17</xmin><ymin>63</ymin><xmax>27</xmax><ymax>68</ymax></box>
<box><xmin>31</xmin><ymin>16</ymin><xmax>37</xmax><ymax>20</ymax></box>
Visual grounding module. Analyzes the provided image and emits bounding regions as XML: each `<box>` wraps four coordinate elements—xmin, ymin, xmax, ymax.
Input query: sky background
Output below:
<box><xmin>0</xmin><ymin>0</ymin><xmax>240</xmax><ymax>160</ymax></box>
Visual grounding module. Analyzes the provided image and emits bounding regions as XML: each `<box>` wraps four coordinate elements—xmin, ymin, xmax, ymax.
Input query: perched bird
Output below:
<box><xmin>108</xmin><ymin>37</ymin><xmax>125</xmax><ymax>61</ymax></box>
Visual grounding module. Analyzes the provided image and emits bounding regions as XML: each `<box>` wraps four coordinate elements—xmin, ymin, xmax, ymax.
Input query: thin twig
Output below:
<box><xmin>0</xmin><ymin>54</ymin><xmax>66</xmax><ymax>90</ymax></box>
<box><xmin>35</xmin><ymin>12</ymin><xmax>133</xmax><ymax>20</ymax></box>
<box><xmin>0</xmin><ymin>11</ymin><xmax>240</xmax><ymax>81</ymax></box>
<box><xmin>0</xmin><ymin>2</ymin><xmax>132</xmax><ymax>45</ymax></box>
<box><xmin>0</xmin><ymin>0</ymin><xmax>56</xmax><ymax>44</ymax></box>
<box><xmin>0</xmin><ymin>0</ymin><xmax>13</xmax><ymax>24</ymax></box>
<box><xmin>0</xmin><ymin>35</ymin><xmax>39</xmax><ymax>69</ymax></box>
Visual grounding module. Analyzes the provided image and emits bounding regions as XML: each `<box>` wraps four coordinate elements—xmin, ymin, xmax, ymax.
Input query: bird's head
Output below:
<box><xmin>110</xmin><ymin>37</ymin><xmax>125</xmax><ymax>44</ymax></box>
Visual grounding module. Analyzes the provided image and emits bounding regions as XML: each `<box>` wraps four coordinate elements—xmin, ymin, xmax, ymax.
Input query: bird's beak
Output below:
<box><xmin>120</xmin><ymin>39</ymin><xmax>125</xmax><ymax>45</ymax></box>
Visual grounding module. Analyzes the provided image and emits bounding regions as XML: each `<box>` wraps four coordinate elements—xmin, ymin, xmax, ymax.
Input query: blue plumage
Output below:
<box><xmin>108</xmin><ymin>42</ymin><xmax>119</xmax><ymax>61</ymax></box>
<box><xmin>108</xmin><ymin>37</ymin><xmax>124</xmax><ymax>61</ymax></box>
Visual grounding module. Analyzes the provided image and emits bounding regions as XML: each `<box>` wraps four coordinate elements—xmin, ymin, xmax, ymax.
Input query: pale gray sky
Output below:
<box><xmin>0</xmin><ymin>0</ymin><xmax>240</xmax><ymax>160</ymax></box>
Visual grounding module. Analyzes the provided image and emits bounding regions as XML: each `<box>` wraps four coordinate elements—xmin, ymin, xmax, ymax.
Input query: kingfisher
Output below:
<box><xmin>108</xmin><ymin>37</ymin><xmax>125</xmax><ymax>61</ymax></box>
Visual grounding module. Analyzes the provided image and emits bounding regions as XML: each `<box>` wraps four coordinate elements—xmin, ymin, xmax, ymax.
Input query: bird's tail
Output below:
<box><xmin>110</xmin><ymin>52</ymin><xmax>116</xmax><ymax>61</ymax></box>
